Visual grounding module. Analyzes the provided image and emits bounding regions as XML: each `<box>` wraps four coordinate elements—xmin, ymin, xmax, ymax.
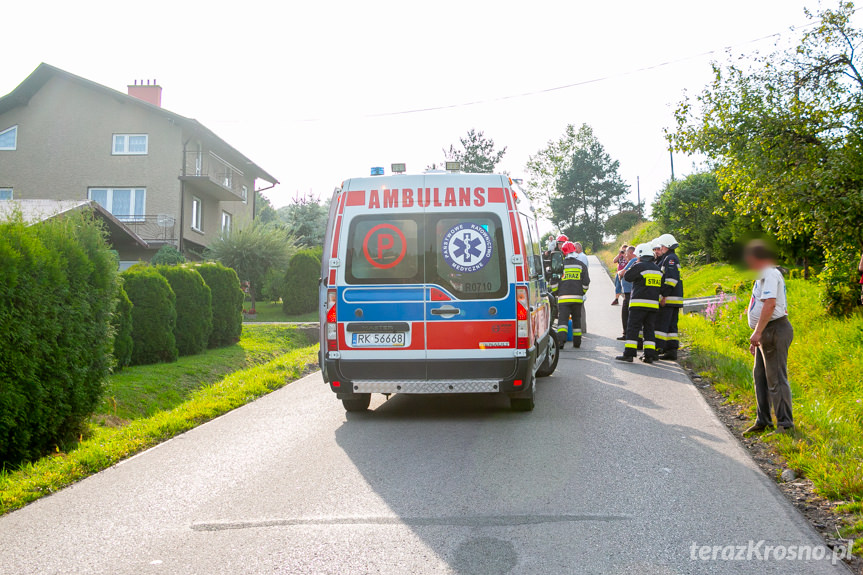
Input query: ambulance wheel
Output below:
<box><xmin>536</xmin><ymin>331</ymin><xmax>559</xmax><ymax>377</ymax></box>
<box><xmin>342</xmin><ymin>394</ymin><xmax>371</xmax><ymax>412</ymax></box>
<box><xmin>510</xmin><ymin>377</ymin><xmax>535</xmax><ymax>412</ymax></box>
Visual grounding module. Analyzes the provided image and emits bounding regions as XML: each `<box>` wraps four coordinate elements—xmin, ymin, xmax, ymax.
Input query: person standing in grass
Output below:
<box><xmin>744</xmin><ymin>241</ymin><xmax>794</xmax><ymax>435</ymax></box>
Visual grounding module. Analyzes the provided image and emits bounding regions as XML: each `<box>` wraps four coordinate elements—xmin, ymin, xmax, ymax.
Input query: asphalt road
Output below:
<box><xmin>0</xmin><ymin>257</ymin><xmax>848</xmax><ymax>574</ymax></box>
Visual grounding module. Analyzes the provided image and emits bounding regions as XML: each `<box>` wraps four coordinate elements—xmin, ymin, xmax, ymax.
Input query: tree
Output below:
<box><xmin>150</xmin><ymin>244</ymin><xmax>185</xmax><ymax>266</ymax></box>
<box><xmin>276</xmin><ymin>193</ymin><xmax>329</xmax><ymax>248</ymax></box>
<box><xmin>443</xmin><ymin>129</ymin><xmax>507</xmax><ymax>173</ymax></box>
<box><xmin>536</xmin><ymin>124</ymin><xmax>629</xmax><ymax>251</ymax></box>
<box><xmin>255</xmin><ymin>190</ymin><xmax>279</xmax><ymax>226</ymax></box>
<box><xmin>669</xmin><ymin>2</ymin><xmax>863</xmax><ymax>313</ymax></box>
<box><xmin>282</xmin><ymin>250</ymin><xmax>321</xmax><ymax>316</ymax></box>
<box><xmin>205</xmin><ymin>221</ymin><xmax>297</xmax><ymax>311</ymax></box>
<box><xmin>604</xmin><ymin>210</ymin><xmax>644</xmax><ymax>239</ymax></box>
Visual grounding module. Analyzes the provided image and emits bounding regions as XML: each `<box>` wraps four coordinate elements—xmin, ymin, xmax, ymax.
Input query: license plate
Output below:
<box><xmin>351</xmin><ymin>332</ymin><xmax>407</xmax><ymax>347</ymax></box>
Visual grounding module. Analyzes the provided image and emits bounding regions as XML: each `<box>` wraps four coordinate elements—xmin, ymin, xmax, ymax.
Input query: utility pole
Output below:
<box><xmin>670</xmin><ymin>150</ymin><xmax>675</xmax><ymax>181</ymax></box>
<box><xmin>636</xmin><ymin>176</ymin><xmax>641</xmax><ymax>215</ymax></box>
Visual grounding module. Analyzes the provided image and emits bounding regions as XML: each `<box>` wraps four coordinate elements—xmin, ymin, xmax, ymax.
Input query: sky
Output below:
<box><xmin>2</xmin><ymin>0</ymin><xmax>848</xmax><ymax>227</ymax></box>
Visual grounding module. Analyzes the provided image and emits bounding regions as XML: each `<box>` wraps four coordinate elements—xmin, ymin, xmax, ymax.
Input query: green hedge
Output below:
<box><xmin>195</xmin><ymin>263</ymin><xmax>243</xmax><ymax>347</ymax></box>
<box><xmin>150</xmin><ymin>244</ymin><xmax>185</xmax><ymax>266</ymax></box>
<box><xmin>112</xmin><ymin>284</ymin><xmax>134</xmax><ymax>369</ymax></box>
<box><xmin>156</xmin><ymin>265</ymin><xmax>212</xmax><ymax>356</ymax></box>
<box><xmin>122</xmin><ymin>267</ymin><xmax>178</xmax><ymax>365</ymax></box>
<box><xmin>282</xmin><ymin>250</ymin><xmax>321</xmax><ymax>315</ymax></box>
<box><xmin>0</xmin><ymin>212</ymin><xmax>118</xmax><ymax>464</ymax></box>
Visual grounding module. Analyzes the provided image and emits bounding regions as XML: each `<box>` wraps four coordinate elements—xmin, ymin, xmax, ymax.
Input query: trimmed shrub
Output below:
<box><xmin>0</xmin><ymin>212</ymin><xmax>119</xmax><ymax>464</ymax></box>
<box><xmin>282</xmin><ymin>250</ymin><xmax>321</xmax><ymax>315</ymax></box>
<box><xmin>151</xmin><ymin>244</ymin><xmax>186</xmax><ymax>266</ymax></box>
<box><xmin>122</xmin><ymin>267</ymin><xmax>178</xmax><ymax>365</ymax></box>
<box><xmin>156</xmin><ymin>265</ymin><xmax>212</xmax><ymax>356</ymax></box>
<box><xmin>112</xmin><ymin>284</ymin><xmax>134</xmax><ymax>369</ymax></box>
<box><xmin>195</xmin><ymin>262</ymin><xmax>244</xmax><ymax>347</ymax></box>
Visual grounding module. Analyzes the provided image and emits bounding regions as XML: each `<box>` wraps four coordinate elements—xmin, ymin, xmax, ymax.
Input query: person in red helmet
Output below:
<box><xmin>556</xmin><ymin>241</ymin><xmax>590</xmax><ymax>349</ymax></box>
<box><xmin>555</xmin><ymin>234</ymin><xmax>568</xmax><ymax>252</ymax></box>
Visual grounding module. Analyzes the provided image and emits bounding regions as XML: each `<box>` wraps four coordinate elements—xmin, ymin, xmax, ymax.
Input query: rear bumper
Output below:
<box><xmin>322</xmin><ymin>349</ymin><xmax>536</xmax><ymax>398</ymax></box>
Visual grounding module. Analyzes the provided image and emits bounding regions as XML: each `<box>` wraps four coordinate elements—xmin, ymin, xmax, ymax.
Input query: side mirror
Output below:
<box><xmin>531</xmin><ymin>254</ymin><xmax>543</xmax><ymax>278</ymax></box>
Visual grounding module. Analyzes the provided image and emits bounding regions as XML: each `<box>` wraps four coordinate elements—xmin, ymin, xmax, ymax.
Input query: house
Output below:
<box><xmin>0</xmin><ymin>63</ymin><xmax>278</xmax><ymax>267</ymax></box>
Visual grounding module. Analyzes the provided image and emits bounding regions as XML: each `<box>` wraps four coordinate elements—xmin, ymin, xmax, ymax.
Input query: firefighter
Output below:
<box><xmin>651</xmin><ymin>238</ymin><xmax>663</xmax><ymax>264</ymax></box>
<box><xmin>655</xmin><ymin>233</ymin><xmax>684</xmax><ymax>360</ymax></box>
<box><xmin>556</xmin><ymin>241</ymin><xmax>590</xmax><ymax>349</ymax></box>
<box><xmin>615</xmin><ymin>243</ymin><xmax>662</xmax><ymax>363</ymax></box>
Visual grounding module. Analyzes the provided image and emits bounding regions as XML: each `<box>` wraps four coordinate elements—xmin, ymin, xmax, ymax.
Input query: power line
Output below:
<box><xmin>297</xmin><ymin>18</ymin><xmax>825</xmax><ymax>123</ymax></box>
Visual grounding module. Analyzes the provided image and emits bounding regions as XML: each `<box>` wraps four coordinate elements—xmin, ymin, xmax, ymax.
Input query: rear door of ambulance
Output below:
<box><xmin>333</xmin><ymin>176</ymin><xmax>428</xmax><ymax>381</ymax></box>
<box><xmin>423</xmin><ymin>174</ymin><xmax>519</xmax><ymax>381</ymax></box>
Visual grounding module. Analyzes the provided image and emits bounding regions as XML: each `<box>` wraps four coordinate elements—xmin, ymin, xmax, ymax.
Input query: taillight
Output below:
<box><xmin>326</xmin><ymin>288</ymin><xmax>338</xmax><ymax>349</ymax></box>
<box><xmin>516</xmin><ymin>286</ymin><xmax>529</xmax><ymax>349</ymax></box>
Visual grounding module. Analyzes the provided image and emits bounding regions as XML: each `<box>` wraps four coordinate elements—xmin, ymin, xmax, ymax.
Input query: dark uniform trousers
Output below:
<box><xmin>557</xmin><ymin>300</ymin><xmax>583</xmax><ymax>346</ymax></box>
<box><xmin>624</xmin><ymin>307</ymin><xmax>656</xmax><ymax>359</ymax></box>
<box><xmin>656</xmin><ymin>306</ymin><xmax>680</xmax><ymax>352</ymax></box>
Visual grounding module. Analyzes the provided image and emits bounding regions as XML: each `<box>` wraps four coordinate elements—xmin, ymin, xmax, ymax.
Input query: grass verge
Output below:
<box><xmin>244</xmin><ymin>300</ymin><xmax>318</xmax><ymax>323</ymax></box>
<box><xmin>680</xmin><ymin>265</ymin><xmax>863</xmax><ymax>546</ymax></box>
<box><xmin>0</xmin><ymin>330</ymin><xmax>318</xmax><ymax>516</ymax></box>
<box><xmin>595</xmin><ymin>221</ymin><xmax>661</xmax><ymax>277</ymax></box>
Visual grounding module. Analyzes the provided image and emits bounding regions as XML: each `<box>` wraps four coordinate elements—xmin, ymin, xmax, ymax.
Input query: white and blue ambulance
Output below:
<box><xmin>319</xmin><ymin>167</ymin><xmax>559</xmax><ymax>412</ymax></box>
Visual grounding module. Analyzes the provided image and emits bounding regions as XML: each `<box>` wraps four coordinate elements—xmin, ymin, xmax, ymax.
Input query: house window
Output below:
<box><xmin>221</xmin><ymin>211</ymin><xmax>232</xmax><ymax>236</ymax></box>
<box><xmin>241</xmin><ymin>185</ymin><xmax>248</xmax><ymax>203</ymax></box>
<box><xmin>88</xmin><ymin>188</ymin><xmax>146</xmax><ymax>221</ymax></box>
<box><xmin>0</xmin><ymin>126</ymin><xmax>17</xmax><ymax>150</ymax></box>
<box><xmin>191</xmin><ymin>196</ymin><xmax>203</xmax><ymax>232</ymax></box>
<box><xmin>112</xmin><ymin>134</ymin><xmax>148</xmax><ymax>155</ymax></box>
<box><xmin>0</xmin><ymin>189</ymin><xmax>12</xmax><ymax>200</ymax></box>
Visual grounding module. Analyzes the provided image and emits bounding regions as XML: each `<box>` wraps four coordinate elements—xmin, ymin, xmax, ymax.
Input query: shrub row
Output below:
<box><xmin>120</xmin><ymin>262</ymin><xmax>243</xmax><ymax>365</ymax></box>
<box><xmin>0</xmin><ymin>213</ymin><xmax>118</xmax><ymax>465</ymax></box>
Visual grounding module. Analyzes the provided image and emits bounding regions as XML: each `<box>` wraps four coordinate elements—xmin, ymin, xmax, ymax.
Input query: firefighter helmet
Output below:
<box><xmin>556</xmin><ymin>234</ymin><xmax>569</xmax><ymax>243</ymax></box>
<box><xmin>561</xmin><ymin>241</ymin><xmax>577</xmax><ymax>255</ymax></box>
<box><xmin>636</xmin><ymin>243</ymin><xmax>653</xmax><ymax>258</ymax></box>
<box><xmin>658</xmin><ymin>234</ymin><xmax>679</xmax><ymax>249</ymax></box>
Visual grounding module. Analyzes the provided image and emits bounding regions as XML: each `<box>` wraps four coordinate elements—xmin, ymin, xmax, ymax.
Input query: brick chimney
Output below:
<box><xmin>127</xmin><ymin>79</ymin><xmax>162</xmax><ymax>107</ymax></box>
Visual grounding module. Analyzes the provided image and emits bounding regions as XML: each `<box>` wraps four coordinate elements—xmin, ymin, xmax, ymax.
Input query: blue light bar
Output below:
<box><xmin>370</xmin><ymin>166</ymin><xmax>385</xmax><ymax>176</ymax></box>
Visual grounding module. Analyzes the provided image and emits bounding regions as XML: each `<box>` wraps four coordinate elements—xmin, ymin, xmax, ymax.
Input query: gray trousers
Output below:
<box><xmin>754</xmin><ymin>316</ymin><xmax>794</xmax><ymax>428</ymax></box>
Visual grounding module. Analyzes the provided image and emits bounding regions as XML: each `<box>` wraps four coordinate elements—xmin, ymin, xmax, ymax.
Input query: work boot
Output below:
<box><xmin>744</xmin><ymin>423</ymin><xmax>769</xmax><ymax>434</ymax></box>
<box><xmin>572</xmin><ymin>336</ymin><xmax>582</xmax><ymax>349</ymax></box>
<box><xmin>615</xmin><ymin>355</ymin><xmax>633</xmax><ymax>363</ymax></box>
<box><xmin>659</xmin><ymin>350</ymin><xmax>678</xmax><ymax>361</ymax></box>
<box><xmin>640</xmin><ymin>355</ymin><xmax>656</xmax><ymax>364</ymax></box>
<box><xmin>556</xmin><ymin>333</ymin><xmax>567</xmax><ymax>349</ymax></box>
<box><xmin>767</xmin><ymin>425</ymin><xmax>793</xmax><ymax>436</ymax></box>
<box><xmin>616</xmin><ymin>335</ymin><xmax>626</xmax><ymax>341</ymax></box>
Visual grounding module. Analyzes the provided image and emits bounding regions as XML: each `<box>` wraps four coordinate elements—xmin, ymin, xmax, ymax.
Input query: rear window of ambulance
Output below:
<box><xmin>430</xmin><ymin>214</ymin><xmax>507</xmax><ymax>300</ymax></box>
<box><xmin>346</xmin><ymin>215</ymin><xmax>422</xmax><ymax>284</ymax></box>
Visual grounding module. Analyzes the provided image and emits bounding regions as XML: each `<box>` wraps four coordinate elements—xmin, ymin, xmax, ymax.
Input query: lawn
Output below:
<box><xmin>595</xmin><ymin>221</ymin><xmax>662</xmax><ymax>277</ymax></box>
<box><xmin>96</xmin><ymin>324</ymin><xmax>306</xmax><ymax>422</ymax></box>
<box><xmin>680</xmin><ymin>265</ymin><xmax>863</xmax><ymax>545</ymax></box>
<box><xmin>0</xmin><ymin>325</ymin><xmax>318</xmax><ymax>515</ymax></box>
<box><xmin>244</xmin><ymin>300</ymin><xmax>318</xmax><ymax>323</ymax></box>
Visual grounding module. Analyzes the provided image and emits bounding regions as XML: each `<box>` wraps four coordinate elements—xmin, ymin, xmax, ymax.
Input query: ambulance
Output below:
<box><xmin>318</xmin><ymin>166</ymin><xmax>559</xmax><ymax>412</ymax></box>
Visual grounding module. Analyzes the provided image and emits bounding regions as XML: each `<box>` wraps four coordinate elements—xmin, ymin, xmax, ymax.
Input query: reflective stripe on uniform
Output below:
<box><xmin>655</xmin><ymin>331</ymin><xmax>669</xmax><ymax>340</ymax></box>
<box><xmin>664</xmin><ymin>278</ymin><xmax>679</xmax><ymax>286</ymax></box>
<box><xmin>630</xmin><ymin>298</ymin><xmax>659</xmax><ymax>309</ymax></box>
<box><xmin>573</xmin><ymin>329</ymin><xmax>582</xmax><ymax>336</ymax></box>
<box><xmin>625</xmin><ymin>340</ymin><xmax>638</xmax><ymax>349</ymax></box>
<box><xmin>558</xmin><ymin>297</ymin><xmax>583</xmax><ymax>303</ymax></box>
<box><xmin>664</xmin><ymin>296</ymin><xmax>684</xmax><ymax>305</ymax></box>
<box><xmin>643</xmin><ymin>341</ymin><xmax>656</xmax><ymax>350</ymax></box>
<box><xmin>666</xmin><ymin>332</ymin><xmax>679</xmax><ymax>339</ymax></box>
<box><xmin>557</xmin><ymin>326</ymin><xmax>568</xmax><ymax>333</ymax></box>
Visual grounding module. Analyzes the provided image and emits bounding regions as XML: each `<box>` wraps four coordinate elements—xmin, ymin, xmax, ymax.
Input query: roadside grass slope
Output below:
<box><xmin>680</xmin><ymin>265</ymin><xmax>863</xmax><ymax>545</ymax></box>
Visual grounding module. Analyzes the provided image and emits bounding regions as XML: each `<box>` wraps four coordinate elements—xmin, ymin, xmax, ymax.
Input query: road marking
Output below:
<box><xmin>191</xmin><ymin>513</ymin><xmax>631</xmax><ymax>531</ymax></box>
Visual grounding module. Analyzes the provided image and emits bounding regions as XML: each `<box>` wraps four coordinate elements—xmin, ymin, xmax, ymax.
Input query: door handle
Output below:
<box><xmin>431</xmin><ymin>306</ymin><xmax>461</xmax><ymax>316</ymax></box>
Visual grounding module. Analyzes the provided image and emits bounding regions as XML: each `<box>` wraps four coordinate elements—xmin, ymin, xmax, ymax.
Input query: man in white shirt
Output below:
<box><xmin>744</xmin><ymin>241</ymin><xmax>794</xmax><ymax>434</ymax></box>
<box><xmin>572</xmin><ymin>242</ymin><xmax>589</xmax><ymax>266</ymax></box>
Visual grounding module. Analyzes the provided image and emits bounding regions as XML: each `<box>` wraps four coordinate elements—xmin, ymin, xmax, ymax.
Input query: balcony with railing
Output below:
<box><xmin>113</xmin><ymin>214</ymin><xmax>178</xmax><ymax>246</ymax></box>
<box><xmin>180</xmin><ymin>150</ymin><xmax>248</xmax><ymax>202</ymax></box>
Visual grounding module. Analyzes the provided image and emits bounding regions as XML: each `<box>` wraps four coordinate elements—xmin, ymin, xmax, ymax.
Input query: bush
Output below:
<box><xmin>150</xmin><ymin>244</ymin><xmax>186</xmax><ymax>266</ymax></box>
<box><xmin>112</xmin><ymin>284</ymin><xmax>134</xmax><ymax>369</ymax></box>
<box><xmin>195</xmin><ymin>263</ymin><xmax>244</xmax><ymax>347</ymax></box>
<box><xmin>261</xmin><ymin>267</ymin><xmax>285</xmax><ymax>303</ymax></box>
<box><xmin>282</xmin><ymin>250</ymin><xmax>321</xmax><ymax>315</ymax></box>
<box><xmin>122</xmin><ymin>267</ymin><xmax>178</xmax><ymax>365</ymax></box>
<box><xmin>820</xmin><ymin>243</ymin><xmax>862</xmax><ymax>317</ymax></box>
<box><xmin>0</xmin><ymin>212</ymin><xmax>119</xmax><ymax>464</ymax></box>
<box><xmin>156</xmin><ymin>266</ymin><xmax>212</xmax><ymax>356</ymax></box>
